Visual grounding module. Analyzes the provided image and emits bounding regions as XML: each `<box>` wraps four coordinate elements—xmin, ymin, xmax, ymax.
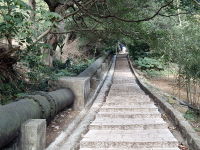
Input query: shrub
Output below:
<box><xmin>128</xmin><ymin>42</ymin><xmax>150</xmax><ymax>60</ymax></box>
<box><xmin>135</xmin><ymin>57</ymin><xmax>164</xmax><ymax>71</ymax></box>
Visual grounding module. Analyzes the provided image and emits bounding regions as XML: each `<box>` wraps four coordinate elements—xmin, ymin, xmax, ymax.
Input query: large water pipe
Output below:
<box><xmin>0</xmin><ymin>88</ymin><xmax>74</xmax><ymax>148</ymax></box>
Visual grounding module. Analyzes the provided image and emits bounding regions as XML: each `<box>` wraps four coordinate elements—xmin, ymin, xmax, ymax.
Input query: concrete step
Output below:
<box><xmin>107</xmin><ymin>94</ymin><xmax>150</xmax><ymax>97</ymax></box>
<box><xmin>110</xmin><ymin>87</ymin><xmax>141</xmax><ymax>91</ymax></box>
<box><xmin>106</xmin><ymin>95</ymin><xmax>151</xmax><ymax>101</ymax></box>
<box><xmin>113</xmin><ymin>76</ymin><xmax>133</xmax><ymax>79</ymax></box>
<box><xmin>105</xmin><ymin>97</ymin><xmax>151</xmax><ymax>103</ymax></box>
<box><xmin>113</xmin><ymin>71</ymin><xmax>132</xmax><ymax>73</ymax></box>
<box><xmin>110</xmin><ymin>86</ymin><xmax>143</xmax><ymax>93</ymax></box>
<box><xmin>80</xmin><ymin>148</ymin><xmax>180</xmax><ymax>150</ymax></box>
<box><xmin>90</xmin><ymin>118</ymin><xmax>167</xmax><ymax>130</ymax></box>
<box><xmin>115</xmin><ymin>66</ymin><xmax>130</xmax><ymax>68</ymax></box>
<box><xmin>113</xmin><ymin>72</ymin><xmax>132</xmax><ymax>75</ymax></box>
<box><xmin>100</xmin><ymin>105</ymin><xmax>158</xmax><ymax>112</ymax></box>
<box><xmin>79</xmin><ymin>55</ymin><xmax>179</xmax><ymax>150</ymax></box>
<box><xmin>114</xmin><ymin>70</ymin><xmax>132</xmax><ymax>73</ymax></box>
<box><xmin>104</xmin><ymin>101</ymin><xmax>154</xmax><ymax>106</ymax></box>
<box><xmin>101</xmin><ymin>104</ymin><xmax>157</xmax><ymax>108</ymax></box>
<box><xmin>113</xmin><ymin>74</ymin><xmax>133</xmax><ymax>78</ymax></box>
<box><xmin>105</xmin><ymin>99</ymin><xmax>151</xmax><ymax>103</ymax></box>
<box><xmin>112</xmin><ymin>80</ymin><xmax>136</xmax><ymax>82</ymax></box>
<box><xmin>98</xmin><ymin>108</ymin><xmax>160</xmax><ymax>114</ymax></box>
<box><xmin>109</xmin><ymin>89</ymin><xmax>142</xmax><ymax>93</ymax></box>
<box><xmin>110</xmin><ymin>83</ymin><xmax>139</xmax><ymax>88</ymax></box>
<box><xmin>108</xmin><ymin>91</ymin><xmax>145</xmax><ymax>95</ymax></box>
<box><xmin>110</xmin><ymin>85</ymin><xmax>140</xmax><ymax>89</ymax></box>
<box><xmin>80</xmin><ymin>129</ymin><xmax>178</xmax><ymax>148</ymax></box>
<box><xmin>96</xmin><ymin>111</ymin><xmax>161</xmax><ymax>118</ymax></box>
<box><xmin>108</xmin><ymin>91</ymin><xmax>145</xmax><ymax>96</ymax></box>
<box><xmin>113</xmin><ymin>78</ymin><xmax>134</xmax><ymax>80</ymax></box>
<box><xmin>112</xmin><ymin>80</ymin><xmax>136</xmax><ymax>84</ymax></box>
<box><xmin>110</xmin><ymin>82</ymin><xmax>138</xmax><ymax>86</ymax></box>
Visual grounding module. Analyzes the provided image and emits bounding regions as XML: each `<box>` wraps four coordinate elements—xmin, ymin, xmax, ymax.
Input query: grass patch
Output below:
<box><xmin>184</xmin><ymin>109</ymin><xmax>200</xmax><ymax>122</ymax></box>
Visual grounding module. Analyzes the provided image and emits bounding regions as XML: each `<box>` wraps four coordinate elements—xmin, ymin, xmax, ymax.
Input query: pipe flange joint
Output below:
<box><xmin>19</xmin><ymin>95</ymin><xmax>48</xmax><ymax>119</ymax></box>
<box><xmin>32</xmin><ymin>91</ymin><xmax>57</xmax><ymax>119</ymax></box>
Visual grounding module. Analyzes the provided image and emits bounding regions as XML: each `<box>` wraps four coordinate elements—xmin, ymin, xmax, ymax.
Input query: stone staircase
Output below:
<box><xmin>79</xmin><ymin>55</ymin><xmax>179</xmax><ymax>150</ymax></box>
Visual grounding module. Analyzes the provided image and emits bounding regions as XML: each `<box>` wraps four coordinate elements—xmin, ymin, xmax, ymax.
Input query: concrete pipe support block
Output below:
<box><xmin>20</xmin><ymin>119</ymin><xmax>46</xmax><ymax>150</ymax></box>
<box><xmin>51</xmin><ymin>77</ymin><xmax>90</xmax><ymax>110</ymax></box>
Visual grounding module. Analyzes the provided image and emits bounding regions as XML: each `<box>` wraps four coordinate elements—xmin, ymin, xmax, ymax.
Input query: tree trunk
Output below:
<box><xmin>42</xmin><ymin>0</ymin><xmax>75</xmax><ymax>66</ymax></box>
<box><xmin>176</xmin><ymin>0</ymin><xmax>182</xmax><ymax>26</ymax></box>
<box><xmin>28</xmin><ymin>0</ymin><xmax>36</xmax><ymax>21</ymax></box>
<box><xmin>42</xmin><ymin>33</ymin><xmax>58</xmax><ymax>66</ymax></box>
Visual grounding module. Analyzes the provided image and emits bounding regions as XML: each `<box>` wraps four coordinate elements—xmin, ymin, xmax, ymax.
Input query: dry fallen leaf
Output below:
<box><xmin>168</xmin><ymin>126</ymin><xmax>176</xmax><ymax>130</ymax></box>
<box><xmin>161</xmin><ymin>113</ymin><xmax>168</xmax><ymax>120</ymax></box>
<box><xmin>178</xmin><ymin>143</ymin><xmax>189</xmax><ymax>150</ymax></box>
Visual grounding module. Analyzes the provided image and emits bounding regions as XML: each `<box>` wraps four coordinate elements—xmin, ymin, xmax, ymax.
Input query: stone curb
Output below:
<box><xmin>128</xmin><ymin>56</ymin><xmax>200</xmax><ymax>150</ymax></box>
<box><xmin>46</xmin><ymin>55</ymin><xmax>116</xmax><ymax>150</ymax></box>
<box><xmin>60</xmin><ymin>55</ymin><xmax>116</xmax><ymax>150</ymax></box>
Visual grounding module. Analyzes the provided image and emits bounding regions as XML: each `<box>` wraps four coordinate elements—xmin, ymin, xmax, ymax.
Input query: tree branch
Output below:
<box><xmin>192</xmin><ymin>0</ymin><xmax>200</xmax><ymax>6</ymax></box>
<box><xmin>57</xmin><ymin>9</ymin><xmax>80</xmax><ymax>22</ymax></box>
<box><xmin>159</xmin><ymin>12</ymin><xmax>192</xmax><ymax>17</ymax></box>
<box><xmin>91</xmin><ymin>0</ymin><xmax>174</xmax><ymax>23</ymax></box>
<box><xmin>34</xmin><ymin>28</ymin><xmax>52</xmax><ymax>43</ymax></box>
<box><xmin>50</xmin><ymin>29</ymin><xmax>104</xmax><ymax>34</ymax></box>
<box><xmin>50</xmin><ymin>23</ymin><xmax>100</xmax><ymax>34</ymax></box>
<box><xmin>72</xmin><ymin>0</ymin><xmax>102</xmax><ymax>23</ymax></box>
<box><xmin>33</xmin><ymin>0</ymin><xmax>97</xmax><ymax>43</ymax></box>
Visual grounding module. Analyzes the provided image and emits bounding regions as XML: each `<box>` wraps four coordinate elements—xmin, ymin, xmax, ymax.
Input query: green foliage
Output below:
<box><xmin>184</xmin><ymin>109</ymin><xmax>200</xmax><ymax>122</ymax></box>
<box><xmin>144</xmin><ymin>69</ymin><xmax>172</xmax><ymax>78</ymax></box>
<box><xmin>26</xmin><ymin>58</ymin><xmax>94</xmax><ymax>82</ymax></box>
<box><xmin>0</xmin><ymin>0</ymin><xmax>31</xmax><ymax>43</ymax></box>
<box><xmin>135</xmin><ymin>57</ymin><xmax>164</xmax><ymax>71</ymax></box>
<box><xmin>53</xmin><ymin>59</ymin><xmax>68</xmax><ymax>70</ymax></box>
<box><xmin>128</xmin><ymin>42</ymin><xmax>150</xmax><ymax>60</ymax></box>
<box><xmin>53</xmin><ymin>69</ymin><xmax>76</xmax><ymax>78</ymax></box>
<box><xmin>68</xmin><ymin>58</ymin><xmax>95</xmax><ymax>74</ymax></box>
<box><xmin>129</xmin><ymin>40</ymin><xmax>164</xmax><ymax>74</ymax></box>
<box><xmin>152</xmin><ymin>20</ymin><xmax>200</xmax><ymax>80</ymax></box>
<box><xmin>0</xmin><ymin>80</ymin><xmax>26</xmax><ymax>104</ymax></box>
<box><xmin>0</xmin><ymin>57</ymin><xmax>94</xmax><ymax>104</ymax></box>
<box><xmin>52</xmin><ymin>58</ymin><xmax>94</xmax><ymax>79</ymax></box>
<box><xmin>180</xmin><ymin>0</ymin><xmax>200</xmax><ymax>11</ymax></box>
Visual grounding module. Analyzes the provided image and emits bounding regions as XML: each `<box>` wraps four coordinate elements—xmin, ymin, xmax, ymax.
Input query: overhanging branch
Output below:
<box><xmin>192</xmin><ymin>0</ymin><xmax>200</xmax><ymax>6</ymax></box>
<box><xmin>50</xmin><ymin>29</ymin><xmax>104</xmax><ymax>34</ymax></box>
<box><xmin>33</xmin><ymin>0</ymin><xmax>97</xmax><ymax>43</ymax></box>
<box><xmin>159</xmin><ymin>12</ymin><xmax>192</xmax><ymax>17</ymax></box>
<box><xmin>91</xmin><ymin>0</ymin><xmax>174</xmax><ymax>23</ymax></box>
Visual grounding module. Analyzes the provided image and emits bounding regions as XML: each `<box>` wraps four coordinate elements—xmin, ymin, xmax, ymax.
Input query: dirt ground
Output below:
<box><xmin>46</xmin><ymin>108</ymin><xmax>79</xmax><ymax>147</ymax></box>
<box><xmin>147</xmin><ymin>75</ymin><xmax>200</xmax><ymax>136</ymax></box>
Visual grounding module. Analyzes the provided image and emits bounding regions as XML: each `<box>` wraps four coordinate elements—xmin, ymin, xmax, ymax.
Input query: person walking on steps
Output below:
<box><xmin>118</xmin><ymin>42</ymin><xmax>127</xmax><ymax>53</ymax></box>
